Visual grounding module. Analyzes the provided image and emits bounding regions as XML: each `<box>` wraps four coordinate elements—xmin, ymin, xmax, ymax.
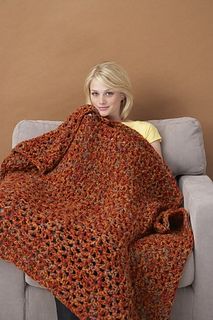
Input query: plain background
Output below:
<box><xmin>0</xmin><ymin>0</ymin><xmax>212</xmax><ymax>179</ymax></box>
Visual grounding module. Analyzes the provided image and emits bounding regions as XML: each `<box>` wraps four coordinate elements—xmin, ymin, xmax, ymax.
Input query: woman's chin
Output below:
<box><xmin>99</xmin><ymin>110</ymin><xmax>110</xmax><ymax>118</ymax></box>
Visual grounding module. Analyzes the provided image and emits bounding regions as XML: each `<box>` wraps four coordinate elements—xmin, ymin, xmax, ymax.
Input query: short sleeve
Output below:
<box><xmin>144</xmin><ymin>122</ymin><xmax>162</xmax><ymax>144</ymax></box>
<box><xmin>122</xmin><ymin>121</ymin><xmax>161</xmax><ymax>144</ymax></box>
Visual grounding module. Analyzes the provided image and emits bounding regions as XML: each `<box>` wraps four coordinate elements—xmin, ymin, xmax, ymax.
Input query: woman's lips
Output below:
<box><xmin>98</xmin><ymin>106</ymin><xmax>109</xmax><ymax>111</ymax></box>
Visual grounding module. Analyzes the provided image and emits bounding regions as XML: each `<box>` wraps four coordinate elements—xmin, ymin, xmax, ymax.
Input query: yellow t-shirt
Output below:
<box><xmin>122</xmin><ymin>121</ymin><xmax>161</xmax><ymax>144</ymax></box>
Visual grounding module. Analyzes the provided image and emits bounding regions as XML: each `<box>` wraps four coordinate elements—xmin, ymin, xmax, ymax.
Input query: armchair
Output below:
<box><xmin>0</xmin><ymin>116</ymin><xmax>212</xmax><ymax>320</ymax></box>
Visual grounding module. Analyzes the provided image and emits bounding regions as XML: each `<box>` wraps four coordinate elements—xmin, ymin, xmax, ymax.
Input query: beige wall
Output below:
<box><xmin>0</xmin><ymin>0</ymin><xmax>212</xmax><ymax>179</ymax></box>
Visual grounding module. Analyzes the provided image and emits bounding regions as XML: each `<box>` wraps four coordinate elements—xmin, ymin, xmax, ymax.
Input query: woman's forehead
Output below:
<box><xmin>90</xmin><ymin>78</ymin><xmax>112</xmax><ymax>91</ymax></box>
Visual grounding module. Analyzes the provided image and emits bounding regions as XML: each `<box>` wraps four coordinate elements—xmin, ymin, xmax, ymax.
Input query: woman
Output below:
<box><xmin>85</xmin><ymin>61</ymin><xmax>162</xmax><ymax>157</ymax></box>
<box><xmin>55</xmin><ymin>61</ymin><xmax>162</xmax><ymax>319</ymax></box>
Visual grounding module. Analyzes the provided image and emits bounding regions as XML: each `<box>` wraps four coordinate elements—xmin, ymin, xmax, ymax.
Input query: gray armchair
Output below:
<box><xmin>0</xmin><ymin>116</ymin><xmax>212</xmax><ymax>320</ymax></box>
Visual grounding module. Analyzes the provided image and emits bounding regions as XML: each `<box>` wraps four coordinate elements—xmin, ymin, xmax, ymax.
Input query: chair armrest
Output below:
<box><xmin>0</xmin><ymin>260</ymin><xmax>25</xmax><ymax>319</ymax></box>
<box><xmin>179</xmin><ymin>175</ymin><xmax>213</xmax><ymax>320</ymax></box>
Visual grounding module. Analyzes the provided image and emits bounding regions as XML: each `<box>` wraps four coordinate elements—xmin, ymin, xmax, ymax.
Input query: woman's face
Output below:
<box><xmin>90</xmin><ymin>78</ymin><xmax>124</xmax><ymax>121</ymax></box>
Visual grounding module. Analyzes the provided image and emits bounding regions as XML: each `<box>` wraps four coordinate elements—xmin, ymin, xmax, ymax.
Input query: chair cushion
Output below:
<box><xmin>12</xmin><ymin>120</ymin><xmax>62</xmax><ymax>148</ymax></box>
<box><xmin>25</xmin><ymin>274</ymin><xmax>45</xmax><ymax>289</ymax></box>
<box><xmin>178</xmin><ymin>252</ymin><xmax>194</xmax><ymax>288</ymax></box>
<box><xmin>150</xmin><ymin>117</ymin><xmax>206</xmax><ymax>176</ymax></box>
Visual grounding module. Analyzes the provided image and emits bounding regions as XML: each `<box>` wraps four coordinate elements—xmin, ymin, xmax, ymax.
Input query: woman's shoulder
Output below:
<box><xmin>122</xmin><ymin>120</ymin><xmax>154</xmax><ymax>132</ymax></box>
<box><xmin>122</xmin><ymin>120</ymin><xmax>161</xmax><ymax>143</ymax></box>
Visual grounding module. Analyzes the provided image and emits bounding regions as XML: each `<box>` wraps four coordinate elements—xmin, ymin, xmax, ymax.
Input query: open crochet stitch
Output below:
<box><xmin>0</xmin><ymin>105</ymin><xmax>193</xmax><ymax>320</ymax></box>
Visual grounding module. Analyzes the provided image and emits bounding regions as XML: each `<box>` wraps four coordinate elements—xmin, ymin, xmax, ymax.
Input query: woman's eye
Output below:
<box><xmin>105</xmin><ymin>92</ymin><xmax>114</xmax><ymax>96</ymax></box>
<box><xmin>91</xmin><ymin>92</ymin><xmax>98</xmax><ymax>96</ymax></box>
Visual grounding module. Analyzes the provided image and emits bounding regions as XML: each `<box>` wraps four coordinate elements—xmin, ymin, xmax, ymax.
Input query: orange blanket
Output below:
<box><xmin>0</xmin><ymin>105</ymin><xmax>193</xmax><ymax>319</ymax></box>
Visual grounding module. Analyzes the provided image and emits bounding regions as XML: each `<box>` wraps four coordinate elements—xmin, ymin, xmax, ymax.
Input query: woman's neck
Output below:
<box><xmin>105</xmin><ymin>115</ymin><xmax>122</xmax><ymax>122</ymax></box>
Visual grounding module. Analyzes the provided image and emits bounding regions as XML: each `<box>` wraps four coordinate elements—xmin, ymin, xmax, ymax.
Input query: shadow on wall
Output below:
<box><xmin>202</xmin><ymin>125</ymin><xmax>213</xmax><ymax>178</ymax></box>
<box><xmin>131</xmin><ymin>94</ymin><xmax>184</xmax><ymax>121</ymax></box>
<box><xmin>129</xmin><ymin>76</ymin><xmax>186</xmax><ymax>121</ymax></box>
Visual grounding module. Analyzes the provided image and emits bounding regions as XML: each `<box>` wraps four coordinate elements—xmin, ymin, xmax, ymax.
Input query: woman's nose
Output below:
<box><xmin>99</xmin><ymin>94</ymin><xmax>106</xmax><ymax>104</ymax></box>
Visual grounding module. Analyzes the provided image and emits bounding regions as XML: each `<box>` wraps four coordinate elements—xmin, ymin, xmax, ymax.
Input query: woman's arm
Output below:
<box><xmin>150</xmin><ymin>140</ymin><xmax>162</xmax><ymax>158</ymax></box>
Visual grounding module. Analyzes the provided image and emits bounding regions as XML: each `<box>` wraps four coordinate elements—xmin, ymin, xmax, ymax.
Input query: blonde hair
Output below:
<box><xmin>84</xmin><ymin>61</ymin><xmax>133</xmax><ymax>120</ymax></box>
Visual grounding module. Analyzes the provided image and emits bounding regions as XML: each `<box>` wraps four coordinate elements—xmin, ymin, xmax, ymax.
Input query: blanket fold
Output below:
<box><xmin>0</xmin><ymin>105</ymin><xmax>193</xmax><ymax>320</ymax></box>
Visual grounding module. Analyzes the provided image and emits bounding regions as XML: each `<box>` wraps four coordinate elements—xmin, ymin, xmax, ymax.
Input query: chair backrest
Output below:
<box><xmin>150</xmin><ymin>117</ymin><xmax>206</xmax><ymax>176</ymax></box>
<box><xmin>12</xmin><ymin>117</ymin><xmax>206</xmax><ymax>176</ymax></box>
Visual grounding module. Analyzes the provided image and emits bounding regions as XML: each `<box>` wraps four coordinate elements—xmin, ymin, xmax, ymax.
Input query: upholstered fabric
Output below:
<box><xmin>150</xmin><ymin>117</ymin><xmax>206</xmax><ymax>176</ymax></box>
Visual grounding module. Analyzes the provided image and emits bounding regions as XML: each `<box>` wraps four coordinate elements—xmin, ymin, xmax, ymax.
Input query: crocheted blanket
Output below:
<box><xmin>0</xmin><ymin>105</ymin><xmax>193</xmax><ymax>320</ymax></box>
